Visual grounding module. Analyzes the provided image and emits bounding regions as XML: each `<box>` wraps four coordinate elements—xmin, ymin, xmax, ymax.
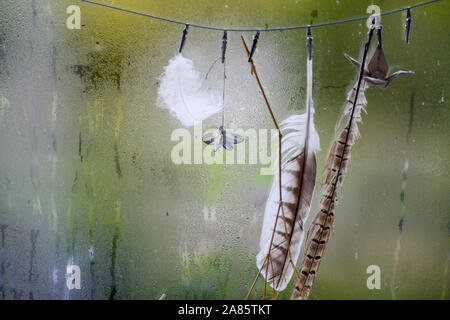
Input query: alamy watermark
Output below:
<box><xmin>366</xmin><ymin>265</ymin><xmax>381</xmax><ymax>290</ymax></box>
<box><xmin>66</xmin><ymin>264</ymin><xmax>81</xmax><ymax>290</ymax></box>
<box><xmin>170</xmin><ymin>122</ymin><xmax>279</xmax><ymax>175</ymax></box>
<box><xmin>66</xmin><ymin>5</ymin><xmax>81</xmax><ymax>30</ymax></box>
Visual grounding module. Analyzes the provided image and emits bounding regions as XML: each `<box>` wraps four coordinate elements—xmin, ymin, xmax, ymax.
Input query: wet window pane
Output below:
<box><xmin>0</xmin><ymin>0</ymin><xmax>448</xmax><ymax>300</ymax></box>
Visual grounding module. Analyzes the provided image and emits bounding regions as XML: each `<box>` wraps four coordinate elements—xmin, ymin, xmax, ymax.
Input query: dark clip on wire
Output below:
<box><xmin>306</xmin><ymin>26</ymin><xmax>312</xmax><ymax>61</ymax></box>
<box><xmin>377</xmin><ymin>25</ymin><xmax>383</xmax><ymax>48</ymax></box>
<box><xmin>405</xmin><ymin>7</ymin><xmax>411</xmax><ymax>44</ymax></box>
<box><xmin>248</xmin><ymin>30</ymin><xmax>260</xmax><ymax>62</ymax></box>
<box><xmin>179</xmin><ymin>24</ymin><xmax>189</xmax><ymax>53</ymax></box>
<box><xmin>221</xmin><ymin>30</ymin><xmax>228</xmax><ymax>63</ymax></box>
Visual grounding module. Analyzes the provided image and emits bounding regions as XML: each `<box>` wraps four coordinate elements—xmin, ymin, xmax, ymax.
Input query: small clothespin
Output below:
<box><xmin>221</xmin><ymin>30</ymin><xmax>228</xmax><ymax>63</ymax></box>
<box><xmin>405</xmin><ymin>7</ymin><xmax>412</xmax><ymax>44</ymax></box>
<box><xmin>248</xmin><ymin>30</ymin><xmax>260</xmax><ymax>62</ymax></box>
<box><xmin>179</xmin><ymin>24</ymin><xmax>189</xmax><ymax>53</ymax></box>
<box><xmin>306</xmin><ymin>26</ymin><xmax>313</xmax><ymax>61</ymax></box>
<box><xmin>376</xmin><ymin>25</ymin><xmax>383</xmax><ymax>48</ymax></box>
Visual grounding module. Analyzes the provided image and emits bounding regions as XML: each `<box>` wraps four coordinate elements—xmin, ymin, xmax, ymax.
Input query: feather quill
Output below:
<box><xmin>291</xmin><ymin>28</ymin><xmax>413</xmax><ymax>300</ymax></box>
<box><xmin>256</xmin><ymin>54</ymin><xmax>320</xmax><ymax>292</ymax></box>
<box><xmin>156</xmin><ymin>54</ymin><xmax>223</xmax><ymax>127</ymax></box>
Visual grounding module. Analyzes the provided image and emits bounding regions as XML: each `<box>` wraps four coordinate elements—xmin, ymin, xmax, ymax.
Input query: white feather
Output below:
<box><xmin>256</xmin><ymin>58</ymin><xmax>320</xmax><ymax>292</ymax></box>
<box><xmin>156</xmin><ymin>54</ymin><xmax>223</xmax><ymax>127</ymax></box>
<box><xmin>256</xmin><ymin>111</ymin><xmax>320</xmax><ymax>291</ymax></box>
<box><xmin>279</xmin><ymin>108</ymin><xmax>320</xmax><ymax>157</ymax></box>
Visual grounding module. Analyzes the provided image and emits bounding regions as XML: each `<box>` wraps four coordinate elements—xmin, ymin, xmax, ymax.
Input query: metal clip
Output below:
<box><xmin>248</xmin><ymin>30</ymin><xmax>260</xmax><ymax>62</ymax></box>
<box><xmin>179</xmin><ymin>24</ymin><xmax>189</xmax><ymax>53</ymax></box>
<box><xmin>307</xmin><ymin>26</ymin><xmax>312</xmax><ymax>61</ymax></box>
<box><xmin>405</xmin><ymin>7</ymin><xmax>412</xmax><ymax>44</ymax></box>
<box><xmin>221</xmin><ymin>30</ymin><xmax>228</xmax><ymax>63</ymax></box>
<box><xmin>377</xmin><ymin>25</ymin><xmax>383</xmax><ymax>48</ymax></box>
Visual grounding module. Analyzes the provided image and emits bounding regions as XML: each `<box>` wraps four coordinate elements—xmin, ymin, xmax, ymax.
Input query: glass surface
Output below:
<box><xmin>0</xmin><ymin>0</ymin><xmax>448</xmax><ymax>299</ymax></box>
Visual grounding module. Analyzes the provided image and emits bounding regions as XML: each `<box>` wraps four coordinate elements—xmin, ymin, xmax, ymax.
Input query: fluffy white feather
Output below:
<box><xmin>156</xmin><ymin>54</ymin><xmax>223</xmax><ymax>126</ymax></box>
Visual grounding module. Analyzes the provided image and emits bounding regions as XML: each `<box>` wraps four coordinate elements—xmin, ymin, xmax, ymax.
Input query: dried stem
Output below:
<box><xmin>241</xmin><ymin>35</ymin><xmax>283</xmax><ymax>300</ymax></box>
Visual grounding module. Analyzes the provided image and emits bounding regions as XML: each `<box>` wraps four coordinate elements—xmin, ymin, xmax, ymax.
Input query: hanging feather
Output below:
<box><xmin>256</xmin><ymin>52</ymin><xmax>320</xmax><ymax>292</ymax></box>
<box><xmin>156</xmin><ymin>54</ymin><xmax>223</xmax><ymax>127</ymax></box>
<box><xmin>291</xmin><ymin>28</ymin><xmax>413</xmax><ymax>300</ymax></box>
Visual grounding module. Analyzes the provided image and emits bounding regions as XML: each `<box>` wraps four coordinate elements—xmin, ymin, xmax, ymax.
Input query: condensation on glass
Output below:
<box><xmin>0</xmin><ymin>0</ymin><xmax>448</xmax><ymax>300</ymax></box>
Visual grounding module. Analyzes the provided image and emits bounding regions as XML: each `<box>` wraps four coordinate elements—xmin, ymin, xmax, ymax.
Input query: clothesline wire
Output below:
<box><xmin>80</xmin><ymin>0</ymin><xmax>441</xmax><ymax>32</ymax></box>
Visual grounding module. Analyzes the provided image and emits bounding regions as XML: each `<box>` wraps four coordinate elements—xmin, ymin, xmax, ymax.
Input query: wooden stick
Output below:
<box><xmin>241</xmin><ymin>36</ymin><xmax>280</xmax><ymax>132</ymax></box>
<box><xmin>241</xmin><ymin>35</ymin><xmax>283</xmax><ymax>300</ymax></box>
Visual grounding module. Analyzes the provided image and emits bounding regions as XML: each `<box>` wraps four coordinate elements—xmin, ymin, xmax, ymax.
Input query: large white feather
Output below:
<box><xmin>256</xmin><ymin>58</ymin><xmax>320</xmax><ymax>292</ymax></box>
<box><xmin>156</xmin><ymin>54</ymin><xmax>223</xmax><ymax>127</ymax></box>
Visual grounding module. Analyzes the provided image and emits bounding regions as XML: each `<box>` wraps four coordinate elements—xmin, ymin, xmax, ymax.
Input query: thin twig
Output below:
<box><xmin>241</xmin><ymin>36</ymin><xmax>283</xmax><ymax>300</ymax></box>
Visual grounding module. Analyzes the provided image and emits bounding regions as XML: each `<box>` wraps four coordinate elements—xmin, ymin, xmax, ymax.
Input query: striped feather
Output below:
<box><xmin>257</xmin><ymin>57</ymin><xmax>320</xmax><ymax>292</ymax></box>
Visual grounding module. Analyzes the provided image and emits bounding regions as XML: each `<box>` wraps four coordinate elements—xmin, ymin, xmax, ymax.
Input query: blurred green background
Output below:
<box><xmin>0</xmin><ymin>0</ymin><xmax>448</xmax><ymax>299</ymax></box>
